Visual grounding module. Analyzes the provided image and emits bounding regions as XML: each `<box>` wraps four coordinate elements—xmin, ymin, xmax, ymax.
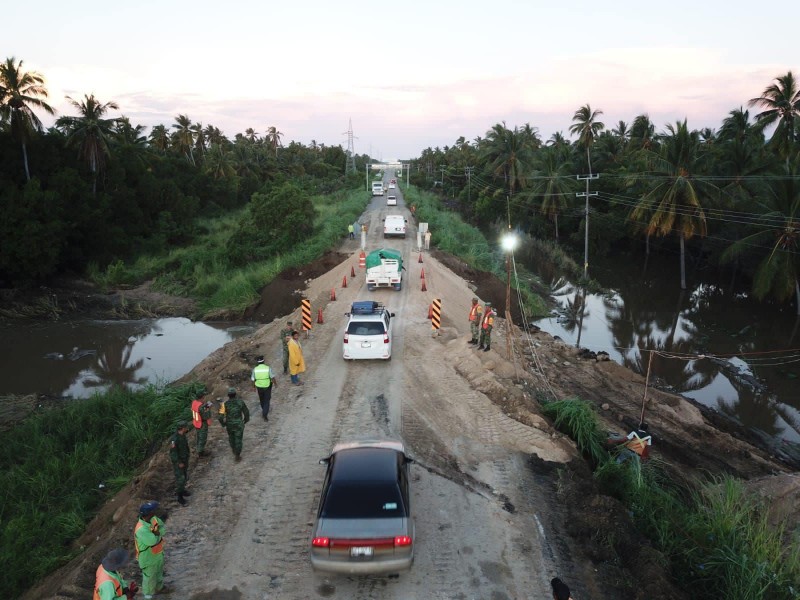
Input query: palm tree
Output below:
<box><xmin>722</xmin><ymin>156</ymin><xmax>800</xmax><ymax>314</ymax></box>
<box><xmin>190</xmin><ymin>121</ymin><xmax>206</xmax><ymax>161</ymax></box>
<box><xmin>569</xmin><ymin>104</ymin><xmax>604</xmax><ymax>173</ymax></box>
<box><xmin>149</xmin><ymin>124</ymin><xmax>170</xmax><ymax>153</ymax></box>
<box><xmin>630</xmin><ymin>114</ymin><xmax>656</xmax><ymax>151</ymax></box>
<box><xmin>629</xmin><ymin>120</ymin><xmax>713</xmax><ymax>289</ymax></box>
<box><xmin>204</xmin><ymin>144</ymin><xmax>236</xmax><ymax>180</ymax></box>
<box><xmin>265</xmin><ymin>125</ymin><xmax>283</xmax><ymax>157</ymax></box>
<box><xmin>481</xmin><ymin>121</ymin><xmax>535</xmax><ymax>199</ymax></box>
<box><xmin>55</xmin><ymin>94</ymin><xmax>119</xmax><ymax>195</ymax></box>
<box><xmin>748</xmin><ymin>71</ymin><xmax>800</xmax><ymax>159</ymax></box>
<box><xmin>0</xmin><ymin>57</ymin><xmax>55</xmax><ymax>181</ymax></box>
<box><xmin>529</xmin><ymin>147</ymin><xmax>577</xmax><ymax>242</ymax></box>
<box><xmin>171</xmin><ymin>114</ymin><xmax>195</xmax><ymax>164</ymax></box>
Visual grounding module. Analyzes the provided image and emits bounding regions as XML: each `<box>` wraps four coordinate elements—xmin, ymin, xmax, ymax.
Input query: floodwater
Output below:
<box><xmin>527</xmin><ymin>249</ymin><xmax>800</xmax><ymax>447</ymax></box>
<box><xmin>0</xmin><ymin>318</ymin><xmax>257</xmax><ymax>399</ymax></box>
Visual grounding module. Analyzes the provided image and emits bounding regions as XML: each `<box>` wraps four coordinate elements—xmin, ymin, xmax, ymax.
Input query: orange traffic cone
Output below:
<box><xmin>330</xmin><ymin>288</ymin><xmax>336</xmax><ymax>301</ymax></box>
<box><xmin>342</xmin><ymin>275</ymin><xmax>348</xmax><ymax>288</ymax></box>
<box><xmin>427</xmin><ymin>303</ymin><xmax>433</xmax><ymax>319</ymax></box>
<box><xmin>418</xmin><ymin>253</ymin><xmax>423</xmax><ymax>263</ymax></box>
<box><xmin>351</xmin><ymin>265</ymin><xmax>356</xmax><ymax>277</ymax></box>
<box><xmin>421</xmin><ymin>277</ymin><xmax>427</xmax><ymax>292</ymax></box>
<box><xmin>420</xmin><ymin>268</ymin><xmax>425</xmax><ymax>279</ymax></box>
<box><xmin>317</xmin><ymin>308</ymin><xmax>324</xmax><ymax>324</ymax></box>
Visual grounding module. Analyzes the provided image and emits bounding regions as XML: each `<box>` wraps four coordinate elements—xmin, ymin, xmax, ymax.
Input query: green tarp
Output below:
<box><xmin>365</xmin><ymin>248</ymin><xmax>403</xmax><ymax>271</ymax></box>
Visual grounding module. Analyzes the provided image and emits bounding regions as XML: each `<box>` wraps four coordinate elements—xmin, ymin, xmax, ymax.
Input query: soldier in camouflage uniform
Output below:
<box><xmin>279</xmin><ymin>321</ymin><xmax>294</xmax><ymax>374</ymax></box>
<box><xmin>219</xmin><ymin>387</ymin><xmax>250</xmax><ymax>461</ymax></box>
<box><xmin>477</xmin><ymin>302</ymin><xmax>495</xmax><ymax>352</ymax></box>
<box><xmin>168</xmin><ymin>421</ymin><xmax>191</xmax><ymax>505</ymax></box>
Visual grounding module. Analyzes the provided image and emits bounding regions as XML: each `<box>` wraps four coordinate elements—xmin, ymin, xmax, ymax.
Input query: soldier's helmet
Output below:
<box><xmin>256</xmin><ymin>356</ymin><xmax>265</xmax><ymax>363</ymax></box>
<box><xmin>176</xmin><ymin>420</ymin><xmax>189</xmax><ymax>430</ymax></box>
<box><xmin>139</xmin><ymin>501</ymin><xmax>159</xmax><ymax>516</ymax></box>
<box><xmin>227</xmin><ymin>387</ymin><xmax>237</xmax><ymax>397</ymax></box>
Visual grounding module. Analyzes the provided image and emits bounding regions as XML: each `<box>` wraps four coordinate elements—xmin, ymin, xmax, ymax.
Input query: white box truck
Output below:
<box><xmin>372</xmin><ymin>181</ymin><xmax>385</xmax><ymax>196</ymax></box>
<box><xmin>365</xmin><ymin>248</ymin><xmax>404</xmax><ymax>291</ymax></box>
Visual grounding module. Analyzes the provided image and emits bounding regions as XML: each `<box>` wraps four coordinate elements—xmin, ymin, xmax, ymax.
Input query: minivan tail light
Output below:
<box><xmin>312</xmin><ymin>537</ymin><xmax>330</xmax><ymax>547</ymax></box>
<box><xmin>343</xmin><ymin>333</ymin><xmax>349</xmax><ymax>343</ymax></box>
<box><xmin>384</xmin><ymin>335</ymin><xmax>389</xmax><ymax>344</ymax></box>
<box><xmin>394</xmin><ymin>536</ymin><xmax>412</xmax><ymax>547</ymax></box>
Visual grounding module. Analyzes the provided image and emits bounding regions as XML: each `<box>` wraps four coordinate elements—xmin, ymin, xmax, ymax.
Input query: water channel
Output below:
<box><xmin>527</xmin><ymin>248</ymin><xmax>800</xmax><ymax>448</ymax></box>
<box><xmin>0</xmin><ymin>318</ymin><xmax>257</xmax><ymax>399</ymax></box>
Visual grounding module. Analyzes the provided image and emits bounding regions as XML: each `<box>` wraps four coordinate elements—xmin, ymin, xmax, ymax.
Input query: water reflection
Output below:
<box><xmin>0</xmin><ymin>318</ymin><xmax>257</xmax><ymax>399</ymax></box>
<box><xmin>531</xmin><ymin>253</ymin><xmax>800</xmax><ymax>445</ymax></box>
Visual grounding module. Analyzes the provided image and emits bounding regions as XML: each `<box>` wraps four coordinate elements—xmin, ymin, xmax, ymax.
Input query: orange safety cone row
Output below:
<box><xmin>317</xmin><ymin>308</ymin><xmax>324</xmax><ymax>324</ymax></box>
<box><xmin>421</xmin><ymin>277</ymin><xmax>427</xmax><ymax>292</ymax></box>
<box><xmin>342</xmin><ymin>275</ymin><xmax>348</xmax><ymax>288</ymax></box>
<box><xmin>351</xmin><ymin>265</ymin><xmax>356</xmax><ymax>277</ymax></box>
<box><xmin>420</xmin><ymin>268</ymin><xmax>425</xmax><ymax>279</ymax></box>
<box><xmin>418</xmin><ymin>253</ymin><xmax>423</xmax><ymax>263</ymax></box>
<box><xmin>330</xmin><ymin>288</ymin><xmax>336</xmax><ymax>301</ymax></box>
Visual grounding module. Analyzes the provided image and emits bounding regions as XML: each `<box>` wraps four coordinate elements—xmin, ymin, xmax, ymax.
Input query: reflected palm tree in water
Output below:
<box><xmin>82</xmin><ymin>337</ymin><xmax>147</xmax><ymax>390</ymax></box>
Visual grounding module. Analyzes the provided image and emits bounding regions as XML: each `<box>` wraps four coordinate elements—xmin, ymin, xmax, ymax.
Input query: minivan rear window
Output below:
<box><xmin>322</xmin><ymin>483</ymin><xmax>406</xmax><ymax>518</ymax></box>
<box><xmin>347</xmin><ymin>322</ymin><xmax>386</xmax><ymax>336</ymax></box>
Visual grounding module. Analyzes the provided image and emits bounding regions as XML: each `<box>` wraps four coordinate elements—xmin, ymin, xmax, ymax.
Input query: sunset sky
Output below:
<box><xmin>9</xmin><ymin>0</ymin><xmax>799</xmax><ymax>159</ymax></box>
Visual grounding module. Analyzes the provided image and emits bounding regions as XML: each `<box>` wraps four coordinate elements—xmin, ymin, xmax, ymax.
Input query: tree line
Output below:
<box><xmin>409</xmin><ymin>72</ymin><xmax>800</xmax><ymax>314</ymax></box>
<box><xmin>0</xmin><ymin>57</ymin><xmax>367</xmax><ymax>286</ymax></box>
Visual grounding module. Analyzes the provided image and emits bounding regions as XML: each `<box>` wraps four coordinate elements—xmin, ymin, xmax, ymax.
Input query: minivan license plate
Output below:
<box><xmin>361</xmin><ymin>342</ymin><xmax>371</xmax><ymax>348</ymax></box>
<box><xmin>350</xmin><ymin>546</ymin><xmax>373</xmax><ymax>557</ymax></box>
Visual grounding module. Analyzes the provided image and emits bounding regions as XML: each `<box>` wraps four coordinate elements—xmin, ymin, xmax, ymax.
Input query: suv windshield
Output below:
<box><xmin>347</xmin><ymin>321</ymin><xmax>385</xmax><ymax>336</ymax></box>
<box><xmin>322</xmin><ymin>483</ymin><xmax>405</xmax><ymax>518</ymax></box>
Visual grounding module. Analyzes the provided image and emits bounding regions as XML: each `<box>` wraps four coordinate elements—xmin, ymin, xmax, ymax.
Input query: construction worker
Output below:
<box><xmin>279</xmin><ymin>321</ymin><xmax>294</xmax><ymax>374</ymax></box>
<box><xmin>168</xmin><ymin>421</ymin><xmax>191</xmax><ymax>505</ymax></box>
<box><xmin>478</xmin><ymin>302</ymin><xmax>495</xmax><ymax>352</ymax></box>
<box><xmin>134</xmin><ymin>502</ymin><xmax>168</xmax><ymax>599</ymax></box>
<box><xmin>348</xmin><ymin>223</ymin><xmax>355</xmax><ymax>239</ymax></box>
<box><xmin>251</xmin><ymin>356</ymin><xmax>277</xmax><ymax>421</ymax></box>
<box><xmin>468</xmin><ymin>297</ymin><xmax>483</xmax><ymax>345</ymax></box>
<box><xmin>219</xmin><ymin>387</ymin><xmax>249</xmax><ymax>461</ymax></box>
<box><xmin>94</xmin><ymin>548</ymin><xmax>137</xmax><ymax>599</ymax></box>
<box><xmin>288</xmin><ymin>330</ymin><xmax>306</xmax><ymax>385</ymax></box>
<box><xmin>191</xmin><ymin>389</ymin><xmax>213</xmax><ymax>457</ymax></box>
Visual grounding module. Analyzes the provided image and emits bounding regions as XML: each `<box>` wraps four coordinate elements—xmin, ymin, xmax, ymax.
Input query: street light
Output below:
<box><xmin>501</xmin><ymin>232</ymin><xmax>517</xmax><ymax>359</ymax></box>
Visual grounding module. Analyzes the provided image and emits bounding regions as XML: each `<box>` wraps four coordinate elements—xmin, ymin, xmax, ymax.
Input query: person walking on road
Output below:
<box><xmin>134</xmin><ymin>502</ymin><xmax>168</xmax><ymax>599</ymax></box>
<box><xmin>219</xmin><ymin>387</ymin><xmax>249</xmax><ymax>460</ymax></box>
<box><xmin>279</xmin><ymin>321</ymin><xmax>294</xmax><ymax>374</ymax></box>
<box><xmin>477</xmin><ymin>302</ymin><xmax>495</xmax><ymax>352</ymax></box>
<box><xmin>468</xmin><ymin>297</ymin><xmax>483</xmax><ymax>345</ymax></box>
<box><xmin>424</xmin><ymin>229</ymin><xmax>431</xmax><ymax>250</ymax></box>
<box><xmin>252</xmin><ymin>355</ymin><xmax>277</xmax><ymax>421</ymax></box>
<box><xmin>551</xmin><ymin>577</ymin><xmax>574</xmax><ymax>600</ymax></box>
<box><xmin>288</xmin><ymin>330</ymin><xmax>306</xmax><ymax>385</ymax></box>
<box><xmin>191</xmin><ymin>390</ymin><xmax>213</xmax><ymax>457</ymax></box>
<box><xmin>348</xmin><ymin>223</ymin><xmax>355</xmax><ymax>239</ymax></box>
<box><xmin>168</xmin><ymin>421</ymin><xmax>191</xmax><ymax>505</ymax></box>
<box><xmin>94</xmin><ymin>548</ymin><xmax>137</xmax><ymax>599</ymax></box>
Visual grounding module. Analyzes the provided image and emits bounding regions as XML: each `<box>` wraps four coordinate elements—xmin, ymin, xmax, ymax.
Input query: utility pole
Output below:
<box><xmin>465</xmin><ymin>166</ymin><xmax>474</xmax><ymax>203</ymax></box>
<box><xmin>576</xmin><ymin>174</ymin><xmax>599</xmax><ymax>279</ymax></box>
<box><xmin>343</xmin><ymin>118</ymin><xmax>357</xmax><ymax>174</ymax></box>
<box><xmin>365</xmin><ymin>162</ymin><xmax>369</xmax><ymax>191</ymax></box>
<box><xmin>439</xmin><ymin>165</ymin><xmax>446</xmax><ymax>189</ymax></box>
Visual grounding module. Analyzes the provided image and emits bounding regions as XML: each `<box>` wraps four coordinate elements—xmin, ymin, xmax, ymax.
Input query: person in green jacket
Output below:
<box><xmin>134</xmin><ymin>502</ymin><xmax>169</xmax><ymax>599</ymax></box>
<box><xmin>219</xmin><ymin>387</ymin><xmax>249</xmax><ymax>461</ymax></box>
<box><xmin>168</xmin><ymin>421</ymin><xmax>191</xmax><ymax>505</ymax></box>
<box><xmin>93</xmin><ymin>548</ymin><xmax>137</xmax><ymax>599</ymax></box>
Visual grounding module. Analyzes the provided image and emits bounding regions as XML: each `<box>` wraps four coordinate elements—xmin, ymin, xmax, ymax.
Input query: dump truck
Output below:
<box><xmin>365</xmin><ymin>248</ymin><xmax>403</xmax><ymax>291</ymax></box>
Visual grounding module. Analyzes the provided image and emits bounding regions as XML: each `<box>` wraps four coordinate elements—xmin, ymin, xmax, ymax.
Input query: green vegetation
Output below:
<box><xmin>0</xmin><ymin>382</ymin><xmax>203</xmax><ymax>598</ymax></box>
<box><xmin>544</xmin><ymin>398</ymin><xmax>800</xmax><ymax>599</ymax></box>
<box><xmin>403</xmin><ymin>185</ymin><xmax>548</xmax><ymax>317</ymax></box>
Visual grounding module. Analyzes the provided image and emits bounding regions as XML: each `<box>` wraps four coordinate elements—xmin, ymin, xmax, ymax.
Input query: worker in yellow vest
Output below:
<box><xmin>134</xmin><ymin>501</ymin><xmax>168</xmax><ymax>599</ymax></box>
<box><xmin>93</xmin><ymin>548</ymin><xmax>137</xmax><ymax>599</ymax></box>
<box><xmin>252</xmin><ymin>356</ymin><xmax>277</xmax><ymax>421</ymax></box>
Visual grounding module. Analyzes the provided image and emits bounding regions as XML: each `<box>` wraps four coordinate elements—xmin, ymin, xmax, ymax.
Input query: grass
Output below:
<box><xmin>545</xmin><ymin>397</ymin><xmax>800</xmax><ymax>600</ymax></box>
<box><xmin>0</xmin><ymin>382</ymin><xmax>202</xmax><ymax>598</ymax></box>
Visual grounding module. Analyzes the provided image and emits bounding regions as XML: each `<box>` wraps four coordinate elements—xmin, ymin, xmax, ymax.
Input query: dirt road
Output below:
<box><xmin>24</xmin><ymin>184</ymin><xmax>798</xmax><ymax>600</ymax></box>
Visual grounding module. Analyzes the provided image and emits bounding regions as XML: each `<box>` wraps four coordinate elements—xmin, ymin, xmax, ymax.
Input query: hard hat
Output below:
<box><xmin>227</xmin><ymin>387</ymin><xmax>237</xmax><ymax>396</ymax></box>
<box><xmin>101</xmin><ymin>548</ymin><xmax>130</xmax><ymax>571</ymax></box>
<box><xmin>139</xmin><ymin>501</ymin><xmax>159</xmax><ymax>516</ymax></box>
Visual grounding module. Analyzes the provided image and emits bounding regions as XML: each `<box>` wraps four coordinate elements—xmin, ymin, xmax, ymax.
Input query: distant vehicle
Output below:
<box><xmin>390</xmin><ymin>178</ymin><xmax>396</xmax><ymax>184</ymax></box>
<box><xmin>388</xmin><ymin>183</ymin><xmax>396</xmax><ymax>189</ymax></box>
<box><xmin>365</xmin><ymin>249</ymin><xmax>403</xmax><ymax>291</ymax></box>
<box><xmin>372</xmin><ymin>182</ymin><xmax>385</xmax><ymax>196</ymax></box>
<box><xmin>310</xmin><ymin>440</ymin><xmax>415</xmax><ymax>575</ymax></box>
<box><xmin>387</xmin><ymin>195</ymin><xmax>397</xmax><ymax>206</ymax></box>
<box><xmin>383</xmin><ymin>215</ymin><xmax>407</xmax><ymax>238</ymax></box>
<box><xmin>342</xmin><ymin>301</ymin><xmax>395</xmax><ymax>360</ymax></box>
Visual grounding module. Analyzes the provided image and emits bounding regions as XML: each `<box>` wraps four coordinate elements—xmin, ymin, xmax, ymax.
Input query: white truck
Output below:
<box><xmin>365</xmin><ymin>248</ymin><xmax>404</xmax><ymax>291</ymax></box>
<box><xmin>371</xmin><ymin>181</ymin><xmax>385</xmax><ymax>196</ymax></box>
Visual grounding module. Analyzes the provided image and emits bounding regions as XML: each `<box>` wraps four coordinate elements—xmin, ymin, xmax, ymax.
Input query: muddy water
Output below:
<box><xmin>0</xmin><ymin>318</ymin><xmax>257</xmax><ymax>399</ymax></box>
<box><xmin>526</xmin><ymin>250</ymin><xmax>800</xmax><ymax>447</ymax></box>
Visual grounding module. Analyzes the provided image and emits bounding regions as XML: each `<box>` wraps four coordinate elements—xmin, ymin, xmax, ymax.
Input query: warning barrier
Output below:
<box><xmin>330</xmin><ymin>288</ymin><xmax>336</xmax><ymax>301</ymax></box>
<box><xmin>342</xmin><ymin>275</ymin><xmax>348</xmax><ymax>288</ymax></box>
<box><xmin>420</xmin><ymin>268</ymin><xmax>425</xmax><ymax>279</ymax></box>
<box><xmin>431</xmin><ymin>298</ymin><xmax>442</xmax><ymax>331</ymax></box>
<box><xmin>421</xmin><ymin>277</ymin><xmax>427</xmax><ymax>292</ymax></box>
<box><xmin>301</xmin><ymin>299</ymin><xmax>312</xmax><ymax>332</ymax></box>
<box><xmin>358</xmin><ymin>251</ymin><xmax>366</xmax><ymax>269</ymax></box>
<box><xmin>351</xmin><ymin>265</ymin><xmax>356</xmax><ymax>277</ymax></box>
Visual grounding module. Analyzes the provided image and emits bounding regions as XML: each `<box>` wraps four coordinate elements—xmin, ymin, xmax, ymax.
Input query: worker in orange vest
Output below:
<box><xmin>134</xmin><ymin>501</ymin><xmax>169</xmax><ymax>599</ymax></box>
<box><xmin>467</xmin><ymin>297</ymin><xmax>483</xmax><ymax>345</ymax></box>
<box><xmin>477</xmin><ymin>302</ymin><xmax>495</xmax><ymax>352</ymax></box>
<box><xmin>191</xmin><ymin>389</ymin><xmax>213</xmax><ymax>456</ymax></box>
<box><xmin>93</xmin><ymin>548</ymin><xmax>137</xmax><ymax>599</ymax></box>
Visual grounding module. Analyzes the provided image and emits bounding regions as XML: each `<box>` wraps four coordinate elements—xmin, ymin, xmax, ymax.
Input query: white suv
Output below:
<box><xmin>343</xmin><ymin>301</ymin><xmax>395</xmax><ymax>360</ymax></box>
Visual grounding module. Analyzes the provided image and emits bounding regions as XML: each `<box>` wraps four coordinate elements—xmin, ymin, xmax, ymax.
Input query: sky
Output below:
<box><xmin>8</xmin><ymin>0</ymin><xmax>799</xmax><ymax>159</ymax></box>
